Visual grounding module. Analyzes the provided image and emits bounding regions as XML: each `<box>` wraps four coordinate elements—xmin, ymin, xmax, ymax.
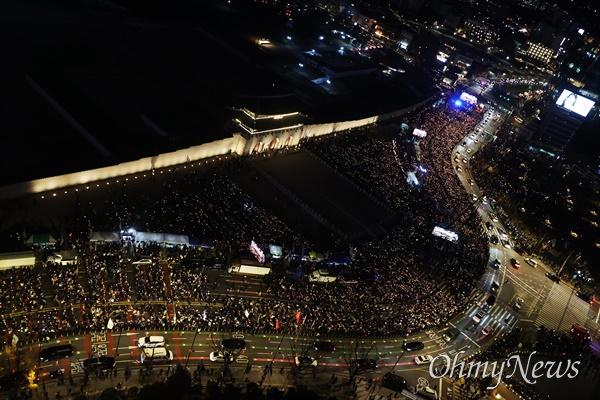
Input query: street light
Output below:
<box><xmin>185</xmin><ymin>328</ymin><xmax>202</xmax><ymax>368</ymax></box>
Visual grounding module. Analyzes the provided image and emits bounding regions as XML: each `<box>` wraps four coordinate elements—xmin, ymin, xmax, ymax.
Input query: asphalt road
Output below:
<box><xmin>2</xmin><ymin>85</ymin><xmax>599</xmax><ymax>399</ymax></box>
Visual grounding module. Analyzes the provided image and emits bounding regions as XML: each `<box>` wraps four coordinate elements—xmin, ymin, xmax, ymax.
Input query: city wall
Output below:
<box><xmin>0</xmin><ymin>94</ymin><xmax>437</xmax><ymax>199</ymax></box>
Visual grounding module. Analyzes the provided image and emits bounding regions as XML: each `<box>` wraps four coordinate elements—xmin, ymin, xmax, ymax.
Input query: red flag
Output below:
<box><xmin>275</xmin><ymin>319</ymin><xmax>281</xmax><ymax>330</ymax></box>
<box><xmin>294</xmin><ymin>310</ymin><xmax>302</xmax><ymax>325</ymax></box>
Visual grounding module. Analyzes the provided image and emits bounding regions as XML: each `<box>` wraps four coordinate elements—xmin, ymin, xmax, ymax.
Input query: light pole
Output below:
<box><xmin>185</xmin><ymin>329</ymin><xmax>201</xmax><ymax>368</ymax></box>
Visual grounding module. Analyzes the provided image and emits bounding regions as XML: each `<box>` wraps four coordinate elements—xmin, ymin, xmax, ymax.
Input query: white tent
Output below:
<box><xmin>90</xmin><ymin>231</ymin><xmax>120</xmax><ymax>242</ymax></box>
<box><xmin>134</xmin><ymin>231</ymin><xmax>189</xmax><ymax>245</ymax></box>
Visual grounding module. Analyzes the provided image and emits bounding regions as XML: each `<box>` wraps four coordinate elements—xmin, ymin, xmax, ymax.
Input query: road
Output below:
<box><xmin>452</xmin><ymin>98</ymin><xmax>600</xmax><ymax>337</ymax></box>
<box><xmin>2</xmin><ymin>88</ymin><xmax>598</xmax><ymax>400</ymax></box>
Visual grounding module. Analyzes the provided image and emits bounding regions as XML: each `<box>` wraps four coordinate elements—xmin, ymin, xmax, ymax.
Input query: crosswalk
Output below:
<box><xmin>465</xmin><ymin>293</ymin><xmax>517</xmax><ymax>335</ymax></box>
<box><xmin>535</xmin><ymin>283</ymin><xmax>591</xmax><ymax>331</ymax></box>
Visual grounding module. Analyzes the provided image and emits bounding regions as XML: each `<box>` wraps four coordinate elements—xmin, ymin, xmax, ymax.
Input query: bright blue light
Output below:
<box><xmin>454</xmin><ymin>100</ymin><xmax>463</xmax><ymax>107</ymax></box>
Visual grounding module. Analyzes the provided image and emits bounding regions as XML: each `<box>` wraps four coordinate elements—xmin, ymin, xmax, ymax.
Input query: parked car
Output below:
<box><xmin>492</xmin><ymin>259</ymin><xmax>501</xmax><ymax>269</ymax></box>
<box><xmin>209</xmin><ymin>351</ymin><xmax>234</xmax><ymax>363</ymax></box>
<box><xmin>137</xmin><ymin>336</ymin><xmax>165</xmax><ymax>348</ymax></box>
<box><xmin>442</xmin><ymin>327</ymin><xmax>460</xmax><ymax>342</ymax></box>
<box><xmin>414</xmin><ymin>355</ymin><xmax>434</xmax><ymax>365</ymax></box>
<box><xmin>314</xmin><ymin>341</ymin><xmax>336</xmax><ymax>352</ymax></box>
<box><xmin>381</xmin><ymin>373</ymin><xmax>409</xmax><ymax>392</ymax></box>
<box><xmin>403</xmin><ymin>341</ymin><xmax>424</xmax><ymax>352</ymax></box>
<box><xmin>294</xmin><ymin>355</ymin><xmax>317</xmax><ymax>368</ymax></box>
<box><xmin>141</xmin><ymin>347</ymin><xmax>173</xmax><ymax>364</ymax></box>
<box><xmin>525</xmin><ymin>258</ymin><xmax>538</xmax><ymax>268</ymax></box>
<box><xmin>514</xmin><ymin>297</ymin><xmax>524</xmax><ymax>311</ymax></box>
<box><xmin>546</xmin><ymin>272</ymin><xmax>560</xmax><ymax>283</ymax></box>
<box><xmin>355</xmin><ymin>358</ymin><xmax>378</xmax><ymax>372</ymax></box>
<box><xmin>472</xmin><ymin>310</ymin><xmax>486</xmax><ymax>325</ymax></box>
<box><xmin>481</xmin><ymin>326</ymin><xmax>493</xmax><ymax>336</ymax></box>
<box><xmin>571</xmin><ymin>324</ymin><xmax>590</xmax><ymax>341</ymax></box>
<box><xmin>221</xmin><ymin>338</ymin><xmax>246</xmax><ymax>351</ymax></box>
<box><xmin>83</xmin><ymin>356</ymin><xmax>115</xmax><ymax>372</ymax></box>
<box><xmin>39</xmin><ymin>344</ymin><xmax>74</xmax><ymax>362</ymax></box>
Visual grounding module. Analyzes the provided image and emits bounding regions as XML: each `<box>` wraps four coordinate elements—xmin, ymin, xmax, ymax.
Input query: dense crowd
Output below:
<box><xmin>0</xmin><ymin>99</ymin><xmax>491</xmax><ymax>344</ymax></box>
<box><xmin>170</xmin><ymin>266</ymin><xmax>212</xmax><ymax>303</ymax></box>
<box><xmin>95</xmin><ymin>169</ymin><xmax>304</xmax><ymax>250</ymax></box>
<box><xmin>84</xmin><ymin>248</ymin><xmax>132</xmax><ymax>304</ymax></box>
<box><xmin>46</xmin><ymin>263</ymin><xmax>86</xmax><ymax>306</ymax></box>
<box><xmin>0</xmin><ymin>266</ymin><xmax>45</xmax><ymax>314</ymax></box>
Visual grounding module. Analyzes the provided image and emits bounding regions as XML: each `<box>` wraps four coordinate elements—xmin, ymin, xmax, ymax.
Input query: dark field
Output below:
<box><xmin>250</xmin><ymin>151</ymin><xmax>395</xmax><ymax>242</ymax></box>
<box><xmin>0</xmin><ymin>0</ymin><xmax>433</xmax><ymax>186</ymax></box>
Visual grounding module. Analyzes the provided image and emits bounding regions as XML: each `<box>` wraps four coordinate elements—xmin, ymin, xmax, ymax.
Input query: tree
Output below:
<box><xmin>166</xmin><ymin>364</ymin><xmax>192</xmax><ymax>399</ymax></box>
<box><xmin>138</xmin><ymin>382</ymin><xmax>170</xmax><ymax>400</ymax></box>
<box><xmin>99</xmin><ymin>388</ymin><xmax>122</xmax><ymax>400</ymax></box>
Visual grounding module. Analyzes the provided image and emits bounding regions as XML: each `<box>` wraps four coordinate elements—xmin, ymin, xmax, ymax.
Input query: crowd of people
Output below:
<box><xmin>84</xmin><ymin>247</ymin><xmax>133</xmax><ymax>304</ymax></box>
<box><xmin>90</xmin><ymin>168</ymin><xmax>305</xmax><ymax>250</ymax></box>
<box><xmin>0</xmin><ymin>98</ymin><xmax>491</xmax><ymax>345</ymax></box>
<box><xmin>0</xmin><ymin>266</ymin><xmax>46</xmax><ymax>314</ymax></box>
<box><xmin>46</xmin><ymin>263</ymin><xmax>86</xmax><ymax>307</ymax></box>
<box><xmin>170</xmin><ymin>266</ymin><xmax>212</xmax><ymax>303</ymax></box>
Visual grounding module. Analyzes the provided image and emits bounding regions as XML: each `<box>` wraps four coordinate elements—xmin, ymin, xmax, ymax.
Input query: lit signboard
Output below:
<box><xmin>249</xmin><ymin>240</ymin><xmax>265</xmax><ymax>264</ymax></box>
<box><xmin>459</xmin><ymin>92</ymin><xmax>478</xmax><ymax>105</ymax></box>
<box><xmin>412</xmin><ymin>128</ymin><xmax>427</xmax><ymax>138</ymax></box>
<box><xmin>432</xmin><ymin>226</ymin><xmax>459</xmax><ymax>242</ymax></box>
<box><xmin>555</xmin><ymin>89</ymin><xmax>595</xmax><ymax>117</ymax></box>
<box><xmin>436</xmin><ymin>51</ymin><xmax>448</xmax><ymax>63</ymax></box>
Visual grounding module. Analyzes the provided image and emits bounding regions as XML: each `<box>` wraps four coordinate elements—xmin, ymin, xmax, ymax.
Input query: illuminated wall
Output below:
<box><xmin>0</xmin><ymin>94</ymin><xmax>437</xmax><ymax>199</ymax></box>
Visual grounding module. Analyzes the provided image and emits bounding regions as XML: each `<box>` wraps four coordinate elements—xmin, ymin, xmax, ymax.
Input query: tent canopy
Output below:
<box><xmin>25</xmin><ymin>233</ymin><xmax>56</xmax><ymax>245</ymax></box>
<box><xmin>90</xmin><ymin>231</ymin><xmax>120</xmax><ymax>242</ymax></box>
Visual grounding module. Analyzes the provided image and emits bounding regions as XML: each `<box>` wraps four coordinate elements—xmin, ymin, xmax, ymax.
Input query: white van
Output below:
<box><xmin>137</xmin><ymin>336</ymin><xmax>165</xmax><ymax>348</ymax></box>
<box><xmin>140</xmin><ymin>347</ymin><xmax>173</xmax><ymax>364</ymax></box>
<box><xmin>417</xmin><ymin>386</ymin><xmax>439</xmax><ymax>399</ymax></box>
<box><xmin>308</xmin><ymin>269</ymin><xmax>337</xmax><ymax>283</ymax></box>
<box><xmin>525</xmin><ymin>258</ymin><xmax>538</xmax><ymax>268</ymax></box>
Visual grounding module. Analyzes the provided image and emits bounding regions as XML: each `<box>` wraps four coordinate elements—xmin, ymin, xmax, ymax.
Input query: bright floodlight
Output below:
<box><xmin>459</xmin><ymin>92</ymin><xmax>478</xmax><ymax>105</ymax></box>
<box><xmin>455</xmin><ymin>100</ymin><xmax>463</xmax><ymax>107</ymax></box>
<box><xmin>555</xmin><ymin>89</ymin><xmax>595</xmax><ymax>117</ymax></box>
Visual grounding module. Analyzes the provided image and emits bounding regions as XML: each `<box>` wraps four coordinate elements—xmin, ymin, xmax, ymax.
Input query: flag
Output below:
<box><xmin>275</xmin><ymin>319</ymin><xmax>281</xmax><ymax>330</ymax></box>
<box><xmin>249</xmin><ymin>240</ymin><xmax>265</xmax><ymax>264</ymax></box>
<box><xmin>106</xmin><ymin>318</ymin><xmax>114</xmax><ymax>330</ymax></box>
<box><xmin>294</xmin><ymin>310</ymin><xmax>302</xmax><ymax>325</ymax></box>
<box><xmin>244</xmin><ymin>309</ymin><xmax>250</xmax><ymax>318</ymax></box>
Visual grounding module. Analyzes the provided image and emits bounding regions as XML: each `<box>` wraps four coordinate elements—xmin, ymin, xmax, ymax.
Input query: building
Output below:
<box><xmin>527</xmin><ymin>89</ymin><xmax>597</xmax><ymax>154</ymax></box>
<box><xmin>525</xmin><ymin>41</ymin><xmax>554</xmax><ymax>65</ymax></box>
<box><xmin>461</xmin><ymin>19</ymin><xmax>499</xmax><ymax>46</ymax></box>
<box><xmin>517</xmin><ymin>0</ymin><xmax>544</xmax><ymax>10</ymax></box>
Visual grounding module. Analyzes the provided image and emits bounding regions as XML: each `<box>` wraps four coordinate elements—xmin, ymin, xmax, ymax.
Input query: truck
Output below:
<box><xmin>229</xmin><ymin>264</ymin><xmax>271</xmax><ymax>276</ymax></box>
<box><xmin>308</xmin><ymin>269</ymin><xmax>337</xmax><ymax>283</ymax></box>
